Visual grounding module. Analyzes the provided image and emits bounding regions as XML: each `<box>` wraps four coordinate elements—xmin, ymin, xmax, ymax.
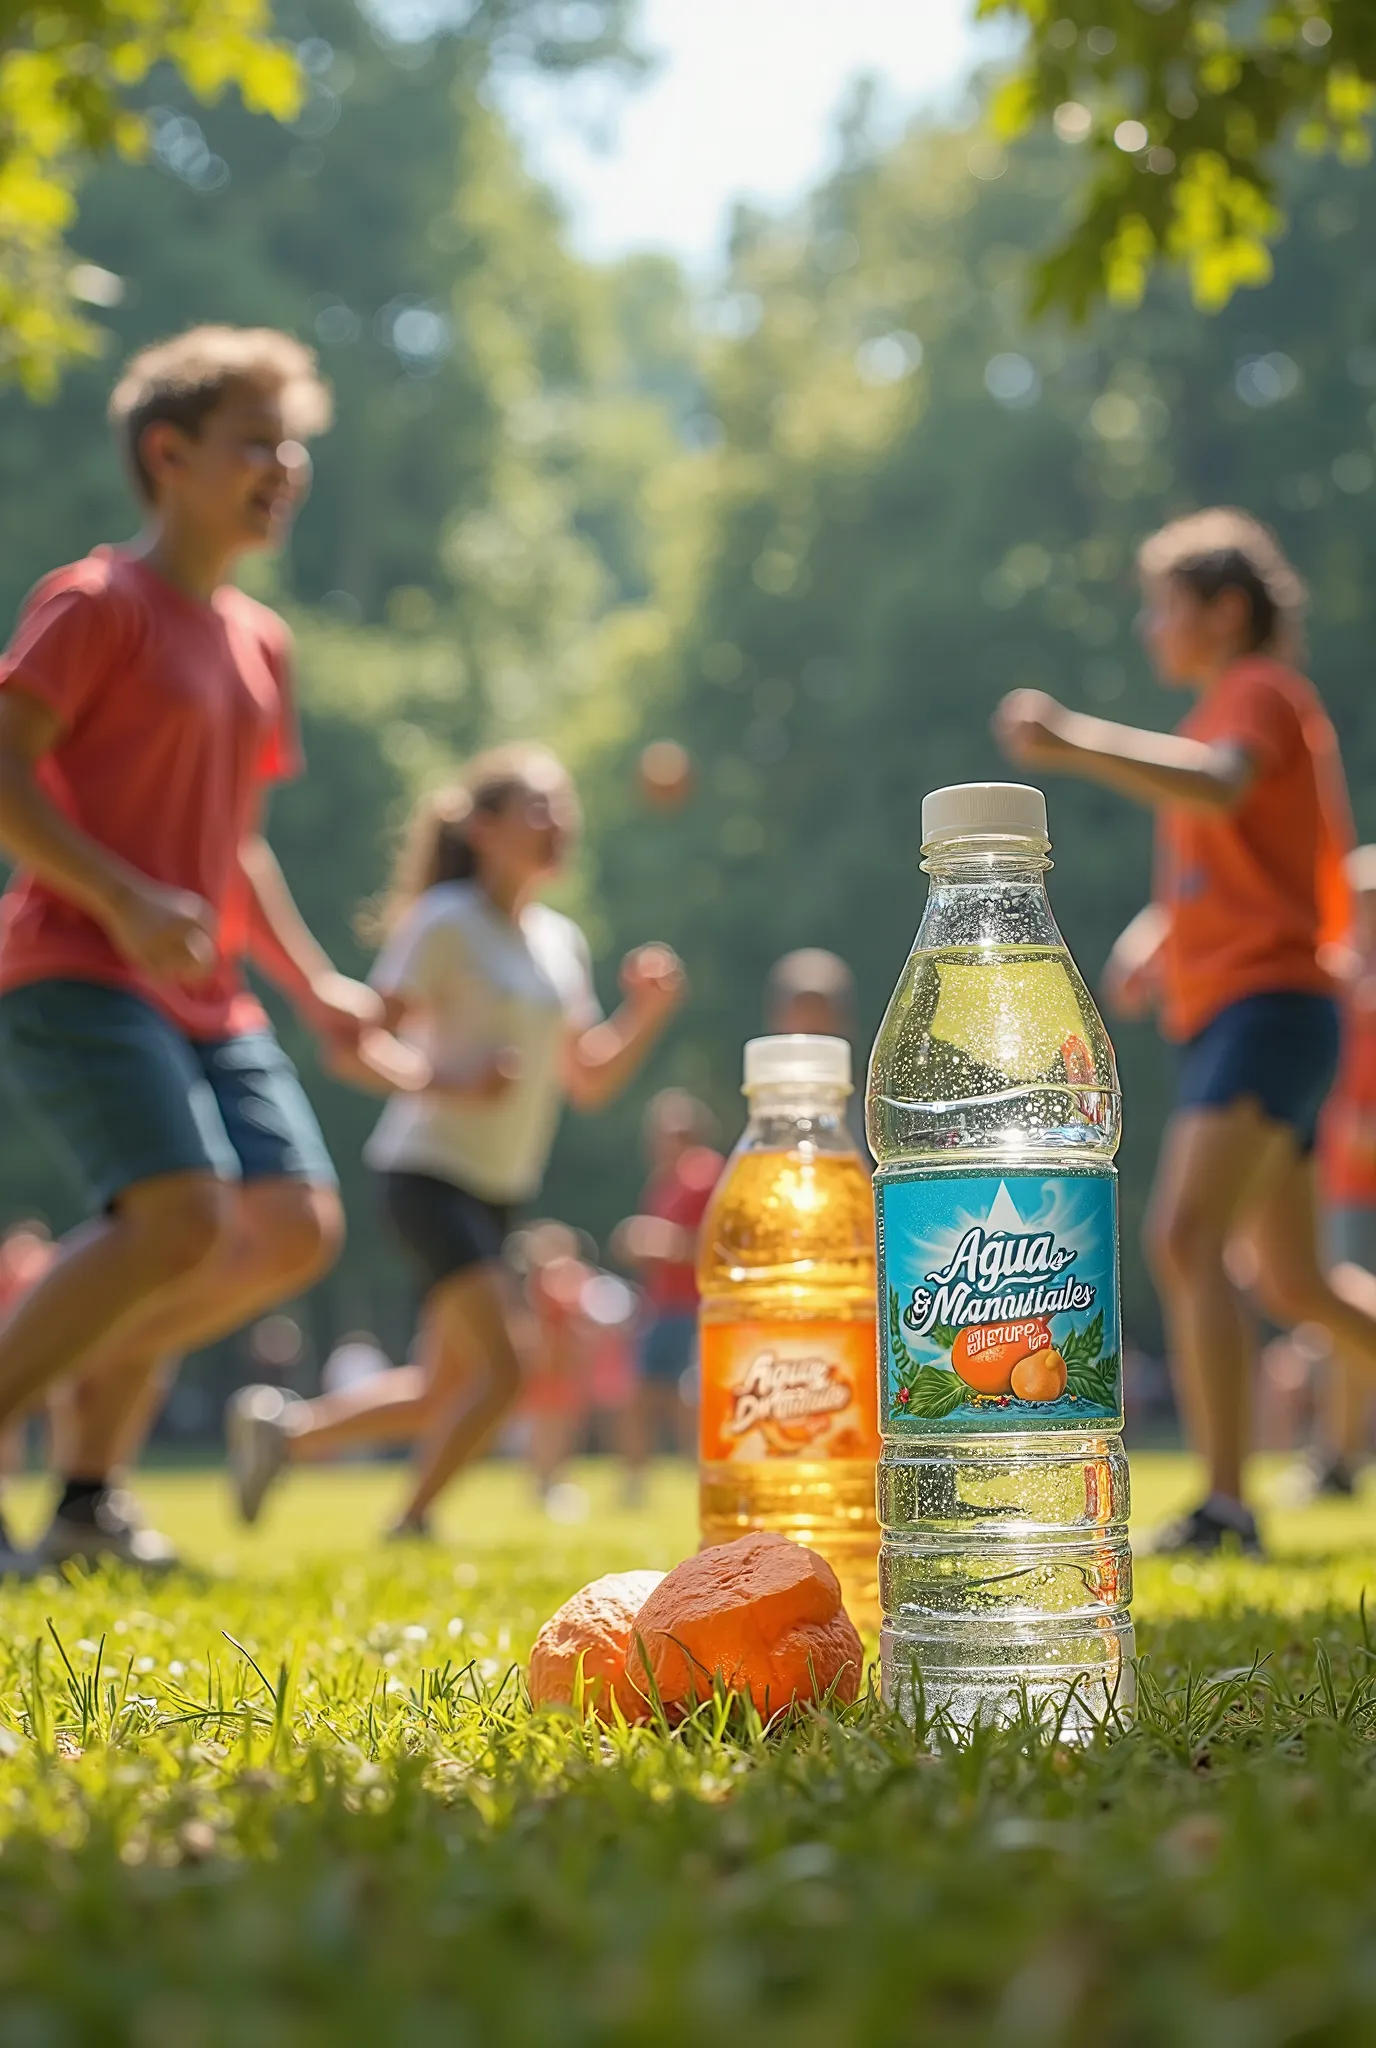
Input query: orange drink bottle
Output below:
<box><xmin>697</xmin><ymin>1034</ymin><xmax>880</xmax><ymax>1628</ymax></box>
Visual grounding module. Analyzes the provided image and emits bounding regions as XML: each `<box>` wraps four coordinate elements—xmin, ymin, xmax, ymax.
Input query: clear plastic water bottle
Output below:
<box><xmin>867</xmin><ymin>783</ymin><xmax>1133</xmax><ymax>1731</ymax></box>
<box><xmin>698</xmin><ymin>1036</ymin><xmax>881</xmax><ymax>1627</ymax></box>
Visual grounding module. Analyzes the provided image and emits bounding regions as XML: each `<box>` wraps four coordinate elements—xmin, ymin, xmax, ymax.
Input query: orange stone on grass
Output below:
<box><xmin>528</xmin><ymin>1569</ymin><xmax>665</xmax><ymax>1719</ymax></box>
<box><xmin>626</xmin><ymin>1531</ymin><xmax>863</xmax><ymax>1718</ymax></box>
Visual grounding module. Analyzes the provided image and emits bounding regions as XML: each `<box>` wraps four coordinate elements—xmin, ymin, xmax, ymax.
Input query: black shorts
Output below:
<box><xmin>1176</xmin><ymin>991</ymin><xmax>1340</xmax><ymax>1153</ymax></box>
<box><xmin>379</xmin><ymin>1170</ymin><xmax>511</xmax><ymax>1294</ymax></box>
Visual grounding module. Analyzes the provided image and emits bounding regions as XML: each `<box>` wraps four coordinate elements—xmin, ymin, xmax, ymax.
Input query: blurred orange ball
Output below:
<box><xmin>638</xmin><ymin>739</ymin><xmax>693</xmax><ymax>810</ymax></box>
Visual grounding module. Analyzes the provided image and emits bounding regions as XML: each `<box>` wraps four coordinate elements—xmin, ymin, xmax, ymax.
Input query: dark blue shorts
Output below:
<box><xmin>639</xmin><ymin>1309</ymin><xmax>698</xmax><ymax>1386</ymax></box>
<box><xmin>378</xmin><ymin>1170</ymin><xmax>511</xmax><ymax>1295</ymax></box>
<box><xmin>1177</xmin><ymin>991</ymin><xmax>1340</xmax><ymax>1153</ymax></box>
<box><xmin>0</xmin><ymin>979</ymin><xmax>336</xmax><ymax>1211</ymax></box>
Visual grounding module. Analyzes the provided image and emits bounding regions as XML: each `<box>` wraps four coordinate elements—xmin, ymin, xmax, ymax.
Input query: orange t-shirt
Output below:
<box><xmin>1319</xmin><ymin>974</ymin><xmax>1376</xmax><ymax>1206</ymax></box>
<box><xmin>1155</xmin><ymin>656</ymin><xmax>1353</xmax><ymax>1043</ymax></box>
<box><xmin>0</xmin><ymin>548</ymin><xmax>299</xmax><ymax>1041</ymax></box>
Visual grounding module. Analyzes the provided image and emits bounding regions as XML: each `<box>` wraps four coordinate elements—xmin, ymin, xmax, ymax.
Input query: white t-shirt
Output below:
<box><xmin>363</xmin><ymin>882</ymin><xmax>601</xmax><ymax>1202</ymax></box>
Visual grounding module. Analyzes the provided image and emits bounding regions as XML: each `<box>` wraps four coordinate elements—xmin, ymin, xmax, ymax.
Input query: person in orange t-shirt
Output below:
<box><xmin>0</xmin><ymin>327</ymin><xmax>421</xmax><ymax>1572</ymax></box>
<box><xmin>996</xmin><ymin>507</ymin><xmax>1376</xmax><ymax>1556</ymax></box>
<box><xmin>1309</xmin><ymin>847</ymin><xmax>1376</xmax><ymax>1493</ymax></box>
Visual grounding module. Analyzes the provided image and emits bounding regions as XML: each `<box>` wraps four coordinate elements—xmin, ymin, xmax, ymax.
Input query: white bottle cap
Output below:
<box><xmin>742</xmin><ymin>1034</ymin><xmax>852</xmax><ymax>1094</ymax></box>
<box><xmin>921</xmin><ymin>781</ymin><xmax>1049</xmax><ymax>849</ymax></box>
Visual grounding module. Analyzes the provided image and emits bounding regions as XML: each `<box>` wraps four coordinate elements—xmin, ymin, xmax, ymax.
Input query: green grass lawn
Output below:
<box><xmin>2</xmin><ymin>1452</ymin><xmax>1376</xmax><ymax>2046</ymax></box>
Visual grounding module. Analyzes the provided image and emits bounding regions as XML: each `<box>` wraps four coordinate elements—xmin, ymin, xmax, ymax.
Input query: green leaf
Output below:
<box><xmin>927</xmin><ymin>1321</ymin><xmax>962</xmax><ymax>1354</ymax></box>
<box><xmin>1065</xmin><ymin>1354</ymin><xmax>1119</xmax><ymax>1411</ymax></box>
<box><xmin>1061</xmin><ymin>1312</ymin><xmax>1104</xmax><ymax>1370</ymax></box>
<box><xmin>901</xmin><ymin>1365</ymin><xmax>969</xmax><ymax>1420</ymax></box>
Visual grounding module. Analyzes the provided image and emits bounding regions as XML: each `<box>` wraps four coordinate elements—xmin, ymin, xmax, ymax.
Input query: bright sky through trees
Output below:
<box><xmin>499</xmin><ymin>0</ymin><xmax>1009</xmax><ymax>271</ymax></box>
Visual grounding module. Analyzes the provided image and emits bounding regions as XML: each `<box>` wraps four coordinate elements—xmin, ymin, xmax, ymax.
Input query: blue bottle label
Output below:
<box><xmin>876</xmin><ymin>1170</ymin><xmax>1122</xmax><ymax>1434</ymax></box>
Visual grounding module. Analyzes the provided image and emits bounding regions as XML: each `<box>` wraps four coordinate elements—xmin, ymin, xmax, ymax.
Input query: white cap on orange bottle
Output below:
<box><xmin>742</xmin><ymin>1034</ymin><xmax>852</xmax><ymax>1094</ymax></box>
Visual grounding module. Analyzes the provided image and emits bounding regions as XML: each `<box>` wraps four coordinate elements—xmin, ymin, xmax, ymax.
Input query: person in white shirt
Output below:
<box><xmin>227</xmin><ymin>743</ymin><xmax>685</xmax><ymax>1536</ymax></box>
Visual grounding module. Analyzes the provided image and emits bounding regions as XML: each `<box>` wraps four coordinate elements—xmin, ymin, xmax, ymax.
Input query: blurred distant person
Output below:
<box><xmin>228</xmin><ymin>745</ymin><xmax>685</xmax><ymax>1537</ymax></box>
<box><xmin>520</xmin><ymin>1222</ymin><xmax>596</xmax><ymax>1502</ymax></box>
<box><xmin>996</xmin><ymin>507</ymin><xmax>1376</xmax><ymax>1555</ymax></box>
<box><xmin>0</xmin><ymin>326</ymin><xmax>404</xmax><ymax>1571</ymax></box>
<box><xmin>579</xmin><ymin>1267</ymin><xmax>642</xmax><ymax>1492</ymax></box>
<box><xmin>1307</xmin><ymin>845</ymin><xmax>1376</xmax><ymax>1494</ymax></box>
<box><xmin>766</xmin><ymin>949</ymin><xmax>867</xmax><ymax>1152</ymax></box>
<box><xmin>613</xmin><ymin>1090</ymin><xmax>722</xmax><ymax>1465</ymax></box>
<box><xmin>766</xmin><ymin>948</ymin><xmax>857</xmax><ymax>1041</ymax></box>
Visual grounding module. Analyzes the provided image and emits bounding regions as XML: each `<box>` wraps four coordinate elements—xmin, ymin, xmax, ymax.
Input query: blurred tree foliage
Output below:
<box><xmin>0</xmin><ymin>0</ymin><xmax>639</xmax><ymax>392</ymax></box>
<box><xmin>985</xmin><ymin>1</ymin><xmax>1375</xmax><ymax>316</ymax></box>
<box><xmin>3</xmin><ymin>15</ymin><xmax>1376</xmax><ymax>1383</ymax></box>
<box><xmin>0</xmin><ymin>0</ymin><xmax>301</xmax><ymax>388</ymax></box>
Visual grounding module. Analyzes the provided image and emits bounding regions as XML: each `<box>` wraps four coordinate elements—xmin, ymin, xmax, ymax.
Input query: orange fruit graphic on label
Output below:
<box><xmin>950</xmin><ymin>1317</ymin><xmax>1051</xmax><ymax>1395</ymax></box>
<box><xmin>528</xmin><ymin>1569</ymin><xmax>665</xmax><ymax>1720</ymax></box>
<box><xmin>1010</xmin><ymin>1345</ymin><xmax>1068</xmax><ymax>1403</ymax></box>
<box><xmin>626</xmin><ymin>1531</ymin><xmax>863</xmax><ymax>1718</ymax></box>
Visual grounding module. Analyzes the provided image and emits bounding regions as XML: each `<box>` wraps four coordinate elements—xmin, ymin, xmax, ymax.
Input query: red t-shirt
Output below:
<box><xmin>1155</xmin><ymin>657</ymin><xmax>1352</xmax><ymax>1043</ymax></box>
<box><xmin>1319</xmin><ymin>972</ymin><xmax>1376</xmax><ymax>1206</ymax></box>
<box><xmin>641</xmin><ymin>1146</ymin><xmax>724</xmax><ymax>1314</ymax></box>
<box><xmin>0</xmin><ymin>548</ymin><xmax>300</xmax><ymax>1041</ymax></box>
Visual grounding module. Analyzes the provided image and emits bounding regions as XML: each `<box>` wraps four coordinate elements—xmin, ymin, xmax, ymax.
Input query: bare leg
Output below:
<box><xmin>402</xmin><ymin>1266</ymin><xmax>525</xmax><ymax>1523</ymax></box>
<box><xmin>1247</xmin><ymin>1165</ymin><xmax>1376</xmax><ymax>1387</ymax></box>
<box><xmin>1144</xmin><ymin>1105</ymin><xmax>1290</xmax><ymax>1504</ymax></box>
<box><xmin>48</xmin><ymin>1180</ymin><xmax>343</xmax><ymax>1479</ymax></box>
<box><xmin>0</xmin><ymin>1172</ymin><xmax>230</xmax><ymax>1436</ymax></box>
<box><xmin>1325</xmin><ymin>1355</ymin><xmax>1368</xmax><ymax>1467</ymax></box>
<box><xmin>287</xmin><ymin>1365</ymin><xmax>432</xmax><ymax>1458</ymax></box>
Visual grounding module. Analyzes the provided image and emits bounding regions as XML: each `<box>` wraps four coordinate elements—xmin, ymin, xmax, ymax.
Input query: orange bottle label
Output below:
<box><xmin>699</xmin><ymin>1320</ymin><xmax>880</xmax><ymax>1462</ymax></box>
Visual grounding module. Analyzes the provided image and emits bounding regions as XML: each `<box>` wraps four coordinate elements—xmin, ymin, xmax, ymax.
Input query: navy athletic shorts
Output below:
<box><xmin>0</xmin><ymin>978</ymin><xmax>336</xmax><ymax>1210</ymax></box>
<box><xmin>1176</xmin><ymin>990</ymin><xmax>1340</xmax><ymax>1153</ymax></box>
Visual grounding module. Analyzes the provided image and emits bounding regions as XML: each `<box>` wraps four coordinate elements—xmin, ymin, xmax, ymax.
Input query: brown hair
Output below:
<box><xmin>108</xmin><ymin>325</ymin><xmax>334</xmax><ymax>500</ymax></box>
<box><xmin>1137</xmin><ymin>508</ymin><xmax>1306</xmax><ymax>656</ymax></box>
<box><xmin>367</xmin><ymin>743</ymin><xmax>570</xmax><ymax>938</ymax></box>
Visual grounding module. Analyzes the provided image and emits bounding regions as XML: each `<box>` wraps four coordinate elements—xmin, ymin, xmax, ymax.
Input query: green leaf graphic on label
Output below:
<box><xmin>902</xmin><ymin>1365</ymin><xmax>968</xmax><ymax>1419</ymax></box>
<box><xmin>927</xmin><ymin>1321</ymin><xmax>962</xmax><ymax>1354</ymax></box>
<box><xmin>1066</xmin><ymin>1352</ymin><xmax>1118</xmax><ymax>1410</ymax></box>
<box><xmin>1061</xmin><ymin>1310</ymin><xmax>1104</xmax><ymax>1370</ymax></box>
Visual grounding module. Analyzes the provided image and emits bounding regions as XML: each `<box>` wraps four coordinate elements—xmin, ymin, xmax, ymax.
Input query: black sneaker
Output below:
<box><xmin>38</xmin><ymin>1487</ymin><xmax>179</xmax><ymax>1570</ymax></box>
<box><xmin>1143</xmin><ymin>1499</ymin><xmax>1263</xmax><ymax>1558</ymax></box>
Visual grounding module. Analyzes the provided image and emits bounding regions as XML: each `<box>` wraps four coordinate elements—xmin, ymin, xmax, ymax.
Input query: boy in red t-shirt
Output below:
<box><xmin>995</xmin><ymin>507</ymin><xmax>1376</xmax><ymax>1554</ymax></box>
<box><xmin>612</xmin><ymin>1090</ymin><xmax>723</xmax><ymax>1460</ymax></box>
<box><xmin>0</xmin><ymin>326</ymin><xmax>403</xmax><ymax>1569</ymax></box>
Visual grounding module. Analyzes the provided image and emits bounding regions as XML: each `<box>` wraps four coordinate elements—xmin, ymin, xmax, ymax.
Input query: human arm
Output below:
<box><xmin>238</xmin><ymin>834</ymin><xmax>382</xmax><ymax>1042</ymax></box>
<box><xmin>0</xmin><ymin>688</ymin><xmax>217</xmax><ymax>978</ymax></box>
<box><xmin>562</xmin><ymin>943</ymin><xmax>686</xmax><ymax>1113</ymax></box>
<box><xmin>1101</xmin><ymin>903</ymin><xmax>1171</xmax><ymax>1022</ymax></box>
<box><xmin>321</xmin><ymin>1029</ymin><xmax>520</xmax><ymax>1102</ymax></box>
<box><xmin>993</xmin><ymin>690</ymin><xmax>1253</xmax><ymax>815</ymax></box>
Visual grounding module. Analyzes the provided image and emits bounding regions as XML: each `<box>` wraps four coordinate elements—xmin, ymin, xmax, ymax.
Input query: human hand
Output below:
<box><xmin>992</xmin><ymin>689</ymin><xmax>1074</xmax><ymax>769</ymax></box>
<box><xmin>324</xmin><ymin>1026</ymin><xmax>431</xmax><ymax>1096</ymax></box>
<box><xmin>304</xmin><ymin>970</ymin><xmax>385</xmax><ymax>1046</ymax></box>
<box><xmin>619</xmin><ymin>943</ymin><xmax>686</xmax><ymax>1023</ymax></box>
<box><xmin>104</xmin><ymin>878</ymin><xmax>218</xmax><ymax>981</ymax></box>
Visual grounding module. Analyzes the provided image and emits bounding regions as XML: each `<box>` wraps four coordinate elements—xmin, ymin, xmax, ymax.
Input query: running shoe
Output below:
<box><xmin>37</xmin><ymin>1487</ymin><xmax>179</xmax><ymax>1570</ymax></box>
<box><xmin>1142</xmin><ymin>1498</ymin><xmax>1264</xmax><ymax>1558</ymax></box>
<box><xmin>384</xmin><ymin>1513</ymin><xmax>434</xmax><ymax>1542</ymax></box>
<box><xmin>226</xmin><ymin>1385</ymin><xmax>301</xmax><ymax>1525</ymax></box>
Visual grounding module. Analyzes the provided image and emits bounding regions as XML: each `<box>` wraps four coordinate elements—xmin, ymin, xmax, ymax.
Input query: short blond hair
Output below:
<box><xmin>108</xmin><ymin>325</ymin><xmax>333</xmax><ymax>500</ymax></box>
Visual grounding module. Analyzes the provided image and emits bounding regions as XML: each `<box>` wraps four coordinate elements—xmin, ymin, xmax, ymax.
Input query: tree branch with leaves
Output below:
<box><xmin>983</xmin><ymin>1</ymin><xmax>1376</xmax><ymax>317</ymax></box>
